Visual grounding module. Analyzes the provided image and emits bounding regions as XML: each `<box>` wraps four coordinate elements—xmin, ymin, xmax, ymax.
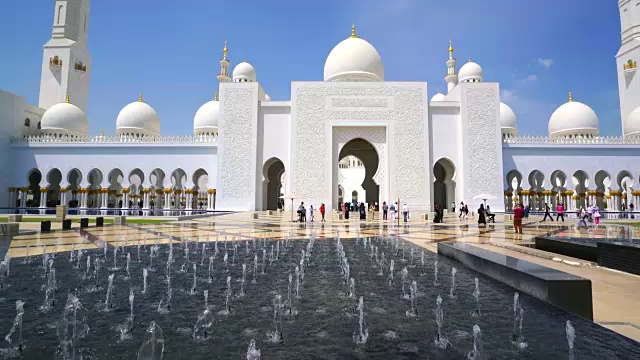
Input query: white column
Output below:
<box><xmin>143</xmin><ymin>189</ymin><xmax>149</xmax><ymax>209</ymax></box>
<box><xmin>40</xmin><ymin>188</ymin><xmax>48</xmax><ymax>208</ymax></box>
<box><xmin>164</xmin><ymin>192</ymin><xmax>170</xmax><ymax>210</ymax></box>
<box><xmin>186</xmin><ymin>191</ymin><xmax>193</xmax><ymax>210</ymax></box>
<box><xmin>19</xmin><ymin>190</ymin><xmax>27</xmax><ymax>208</ymax></box>
<box><xmin>8</xmin><ymin>188</ymin><xmax>15</xmax><ymax>208</ymax></box>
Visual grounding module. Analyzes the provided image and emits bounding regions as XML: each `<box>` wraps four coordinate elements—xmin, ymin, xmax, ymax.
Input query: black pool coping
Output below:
<box><xmin>438</xmin><ymin>241</ymin><xmax>594</xmax><ymax>320</ymax></box>
<box><xmin>534</xmin><ymin>236</ymin><xmax>640</xmax><ymax>276</ymax></box>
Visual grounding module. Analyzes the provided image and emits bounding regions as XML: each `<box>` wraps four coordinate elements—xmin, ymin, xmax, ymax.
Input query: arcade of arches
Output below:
<box><xmin>8</xmin><ymin>167</ymin><xmax>216</xmax><ymax>210</ymax></box>
<box><xmin>504</xmin><ymin>169</ymin><xmax>640</xmax><ymax>212</ymax></box>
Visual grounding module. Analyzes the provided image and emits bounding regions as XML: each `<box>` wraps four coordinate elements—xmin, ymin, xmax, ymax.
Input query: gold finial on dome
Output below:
<box><xmin>139</xmin><ymin>92</ymin><xmax>143</xmax><ymax>102</ymax></box>
<box><xmin>448</xmin><ymin>40</ymin><xmax>454</xmax><ymax>54</ymax></box>
<box><xmin>65</xmin><ymin>93</ymin><xmax>70</xmax><ymax>103</ymax></box>
<box><xmin>223</xmin><ymin>40</ymin><xmax>228</xmax><ymax>55</ymax></box>
<box><xmin>100</xmin><ymin>129</ymin><xmax>104</xmax><ymax>136</ymax></box>
<box><xmin>351</xmin><ymin>24</ymin><xmax>357</xmax><ymax>38</ymax></box>
<box><xmin>243</xmin><ymin>57</ymin><xmax>247</xmax><ymax>63</ymax></box>
<box><xmin>468</xmin><ymin>56</ymin><xmax>472</xmax><ymax>63</ymax></box>
<box><xmin>214</xmin><ymin>92</ymin><xmax>218</xmax><ymax>101</ymax></box>
<box><xmin>437</xmin><ymin>89</ymin><xmax>441</xmax><ymax>94</ymax></box>
<box><xmin>568</xmin><ymin>92</ymin><xmax>573</xmax><ymax>102</ymax></box>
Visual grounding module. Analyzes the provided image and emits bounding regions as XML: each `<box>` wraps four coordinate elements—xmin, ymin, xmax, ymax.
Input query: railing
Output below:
<box><xmin>503</xmin><ymin>135</ymin><xmax>640</xmax><ymax>145</ymax></box>
<box><xmin>10</xmin><ymin>134</ymin><xmax>218</xmax><ymax>145</ymax></box>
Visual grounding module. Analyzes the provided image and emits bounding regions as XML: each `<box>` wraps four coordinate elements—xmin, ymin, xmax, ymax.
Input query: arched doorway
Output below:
<box><xmin>263</xmin><ymin>158</ymin><xmax>285</xmax><ymax>211</ymax></box>
<box><xmin>433</xmin><ymin>158</ymin><xmax>456</xmax><ymax>210</ymax></box>
<box><xmin>338</xmin><ymin>138</ymin><xmax>379</xmax><ymax>206</ymax></box>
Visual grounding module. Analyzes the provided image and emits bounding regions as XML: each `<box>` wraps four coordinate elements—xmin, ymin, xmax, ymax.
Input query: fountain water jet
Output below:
<box><xmin>246</xmin><ymin>339</ymin><xmax>261</xmax><ymax>360</ymax></box>
<box><xmin>472</xmin><ymin>277</ymin><xmax>480</xmax><ymax>317</ymax></box>
<box><xmin>467</xmin><ymin>324</ymin><xmax>482</xmax><ymax>360</ymax></box>
<box><xmin>190</xmin><ymin>263</ymin><xmax>197</xmax><ymax>295</ymax></box>
<box><xmin>103</xmin><ymin>273</ymin><xmax>115</xmax><ymax>310</ymax></box>
<box><xmin>136</xmin><ymin>321</ymin><xmax>164</xmax><ymax>360</ymax></box>
<box><xmin>348</xmin><ymin>278</ymin><xmax>355</xmax><ymax>299</ymax></box>
<box><xmin>434</xmin><ymin>295</ymin><xmax>449</xmax><ymax>349</ymax></box>
<box><xmin>266</xmin><ymin>294</ymin><xmax>283</xmax><ymax>343</ymax></box>
<box><xmin>4</xmin><ymin>300</ymin><xmax>25</xmax><ymax>351</ymax></box>
<box><xmin>401</xmin><ymin>267</ymin><xmax>409</xmax><ymax>299</ymax></box>
<box><xmin>406</xmin><ymin>280</ymin><xmax>417</xmax><ymax>317</ymax></box>
<box><xmin>239</xmin><ymin>264</ymin><xmax>246</xmax><ymax>297</ymax></box>
<box><xmin>352</xmin><ymin>296</ymin><xmax>368</xmax><ymax>344</ymax></box>
<box><xmin>252</xmin><ymin>254</ymin><xmax>258</xmax><ymax>284</ymax></box>
<box><xmin>566</xmin><ymin>320</ymin><xmax>576</xmax><ymax>356</ymax></box>
<box><xmin>449</xmin><ymin>267</ymin><xmax>457</xmax><ymax>298</ymax></box>
<box><xmin>142</xmin><ymin>268</ymin><xmax>148</xmax><ymax>294</ymax></box>
<box><xmin>208</xmin><ymin>257</ymin><xmax>214</xmax><ymax>283</ymax></box>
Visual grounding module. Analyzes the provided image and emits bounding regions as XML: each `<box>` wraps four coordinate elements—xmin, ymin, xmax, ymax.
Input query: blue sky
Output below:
<box><xmin>1</xmin><ymin>0</ymin><xmax>623</xmax><ymax>136</ymax></box>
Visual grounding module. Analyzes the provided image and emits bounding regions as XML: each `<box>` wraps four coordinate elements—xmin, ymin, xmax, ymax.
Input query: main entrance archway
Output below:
<box><xmin>433</xmin><ymin>158</ymin><xmax>456</xmax><ymax>210</ymax></box>
<box><xmin>263</xmin><ymin>158</ymin><xmax>285</xmax><ymax>211</ymax></box>
<box><xmin>338</xmin><ymin>138</ymin><xmax>379</xmax><ymax>206</ymax></box>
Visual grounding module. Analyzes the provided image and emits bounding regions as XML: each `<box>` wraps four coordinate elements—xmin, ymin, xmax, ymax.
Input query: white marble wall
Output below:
<box><xmin>290</xmin><ymin>82</ymin><xmax>430</xmax><ymax>212</ymax></box>
<box><xmin>460</xmin><ymin>83</ymin><xmax>505</xmax><ymax>212</ymax></box>
<box><xmin>217</xmin><ymin>83</ymin><xmax>260</xmax><ymax>211</ymax></box>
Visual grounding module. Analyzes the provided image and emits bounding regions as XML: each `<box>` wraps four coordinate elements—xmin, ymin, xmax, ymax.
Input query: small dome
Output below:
<box><xmin>459</xmin><ymin>59</ymin><xmax>483</xmax><ymax>83</ymax></box>
<box><xmin>500</xmin><ymin>102</ymin><xmax>517</xmax><ymax>136</ymax></box>
<box><xmin>264</xmin><ymin>93</ymin><xmax>271</xmax><ymax>101</ymax></box>
<box><xmin>232</xmin><ymin>61</ymin><xmax>256</xmax><ymax>82</ymax></box>
<box><xmin>431</xmin><ymin>91</ymin><xmax>446</xmax><ymax>102</ymax></box>
<box><xmin>324</xmin><ymin>26</ymin><xmax>384</xmax><ymax>82</ymax></box>
<box><xmin>116</xmin><ymin>94</ymin><xmax>160</xmax><ymax>137</ymax></box>
<box><xmin>41</xmin><ymin>96</ymin><xmax>88</xmax><ymax>137</ymax></box>
<box><xmin>548</xmin><ymin>93</ymin><xmax>598</xmax><ymax>137</ymax></box>
<box><xmin>194</xmin><ymin>95</ymin><xmax>219</xmax><ymax>135</ymax></box>
<box><xmin>625</xmin><ymin>106</ymin><xmax>640</xmax><ymax>137</ymax></box>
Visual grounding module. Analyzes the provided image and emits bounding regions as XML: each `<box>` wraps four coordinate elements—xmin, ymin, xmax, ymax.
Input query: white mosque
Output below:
<box><xmin>2</xmin><ymin>0</ymin><xmax>640</xmax><ymax>215</ymax></box>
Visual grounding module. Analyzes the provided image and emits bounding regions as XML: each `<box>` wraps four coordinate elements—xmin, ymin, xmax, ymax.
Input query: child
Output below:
<box><xmin>593</xmin><ymin>207</ymin><xmax>601</xmax><ymax>226</ymax></box>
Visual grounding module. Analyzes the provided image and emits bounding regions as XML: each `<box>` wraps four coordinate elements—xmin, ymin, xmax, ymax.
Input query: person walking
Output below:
<box><xmin>458</xmin><ymin>202</ymin><xmax>465</xmax><ymax>219</ymax></box>
<box><xmin>477</xmin><ymin>204</ymin><xmax>487</xmax><ymax>226</ymax></box>
<box><xmin>463</xmin><ymin>204</ymin><xmax>469</xmax><ymax>219</ymax></box>
<box><xmin>451</xmin><ymin>201</ymin><xmax>456</xmax><ymax>214</ymax></box>
<box><xmin>402</xmin><ymin>203</ymin><xmax>409</xmax><ymax>223</ymax></box>
<box><xmin>513</xmin><ymin>202</ymin><xmax>524</xmax><ymax>234</ymax></box>
<box><xmin>344</xmin><ymin>201</ymin><xmax>350</xmax><ymax>220</ymax></box>
<box><xmin>320</xmin><ymin>203</ymin><xmax>326</xmax><ymax>222</ymax></box>
<box><xmin>556</xmin><ymin>202</ymin><xmax>565</xmax><ymax>222</ymax></box>
<box><xmin>577</xmin><ymin>206</ymin><xmax>588</xmax><ymax>229</ymax></box>
<box><xmin>593</xmin><ymin>207</ymin><xmax>601</xmax><ymax>226</ymax></box>
<box><xmin>524</xmin><ymin>204</ymin><xmax>530</xmax><ymax>218</ymax></box>
<box><xmin>390</xmin><ymin>202</ymin><xmax>397</xmax><ymax>222</ymax></box>
<box><xmin>382</xmin><ymin>201</ymin><xmax>388</xmax><ymax>220</ymax></box>
<box><xmin>542</xmin><ymin>203</ymin><xmax>554</xmax><ymax>222</ymax></box>
<box><xmin>309</xmin><ymin>204</ymin><xmax>314</xmax><ymax>222</ymax></box>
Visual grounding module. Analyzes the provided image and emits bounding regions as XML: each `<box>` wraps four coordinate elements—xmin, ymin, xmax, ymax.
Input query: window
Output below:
<box><xmin>24</xmin><ymin>118</ymin><xmax>30</xmax><ymax>127</ymax></box>
<box><xmin>57</xmin><ymin>5</ymin><xmax>63</xmax><ymax>24</ymax></box>
<box><xmin>37</xmin><ymin>122</ymin><xmax>41</xmax><ymax>130</ymax></box>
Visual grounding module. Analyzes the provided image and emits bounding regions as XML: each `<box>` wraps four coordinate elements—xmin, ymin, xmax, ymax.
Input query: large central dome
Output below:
<box><xmin>323</xmin><ymin>26</ymin><xmax>384</xmax><ymax>82</ymax></box>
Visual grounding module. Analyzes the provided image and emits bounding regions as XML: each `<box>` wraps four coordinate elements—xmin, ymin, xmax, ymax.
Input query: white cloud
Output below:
<box><xmin>527</xmin><ymin>74</ymin><xmax>538</xmax><ymax>81</ymax></box>
<box><xmin>535</xmin><ymin>58</ymin><xmax>554</xmax><ymax>69</ymax></box>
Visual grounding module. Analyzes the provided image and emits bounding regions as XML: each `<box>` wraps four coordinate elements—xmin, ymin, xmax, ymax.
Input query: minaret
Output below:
<box><xmin>617</xmin><ymin>0</ymin><xmax>640</xmax><ymax>135</ymax></box>
<box><xmin>217</xmin><ymin>40</ymin><xmax>231</xmax><ymax>83</ymax></box>
<box><xmin>39</xmin><ymin>0</ymin><xmax>91</xmax><ymax>113</ymax></box>
<box><xmin>444</xmin><ymin>40</ymin><xmax>458</xmax><ymax>93</ymax></box>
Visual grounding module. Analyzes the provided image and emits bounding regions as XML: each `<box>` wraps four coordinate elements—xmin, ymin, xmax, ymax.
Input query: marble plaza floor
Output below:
<box><xmin>5</xmin><ymin>211</ymin><xmax>640</xmax><ymax>342</ymax></box>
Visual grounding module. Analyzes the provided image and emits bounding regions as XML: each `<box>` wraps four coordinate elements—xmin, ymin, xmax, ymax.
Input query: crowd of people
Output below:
<box><xmin>292</xmin><ymin>198</ymin><xmax>628</xmax><ymax>234</ymax></box>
